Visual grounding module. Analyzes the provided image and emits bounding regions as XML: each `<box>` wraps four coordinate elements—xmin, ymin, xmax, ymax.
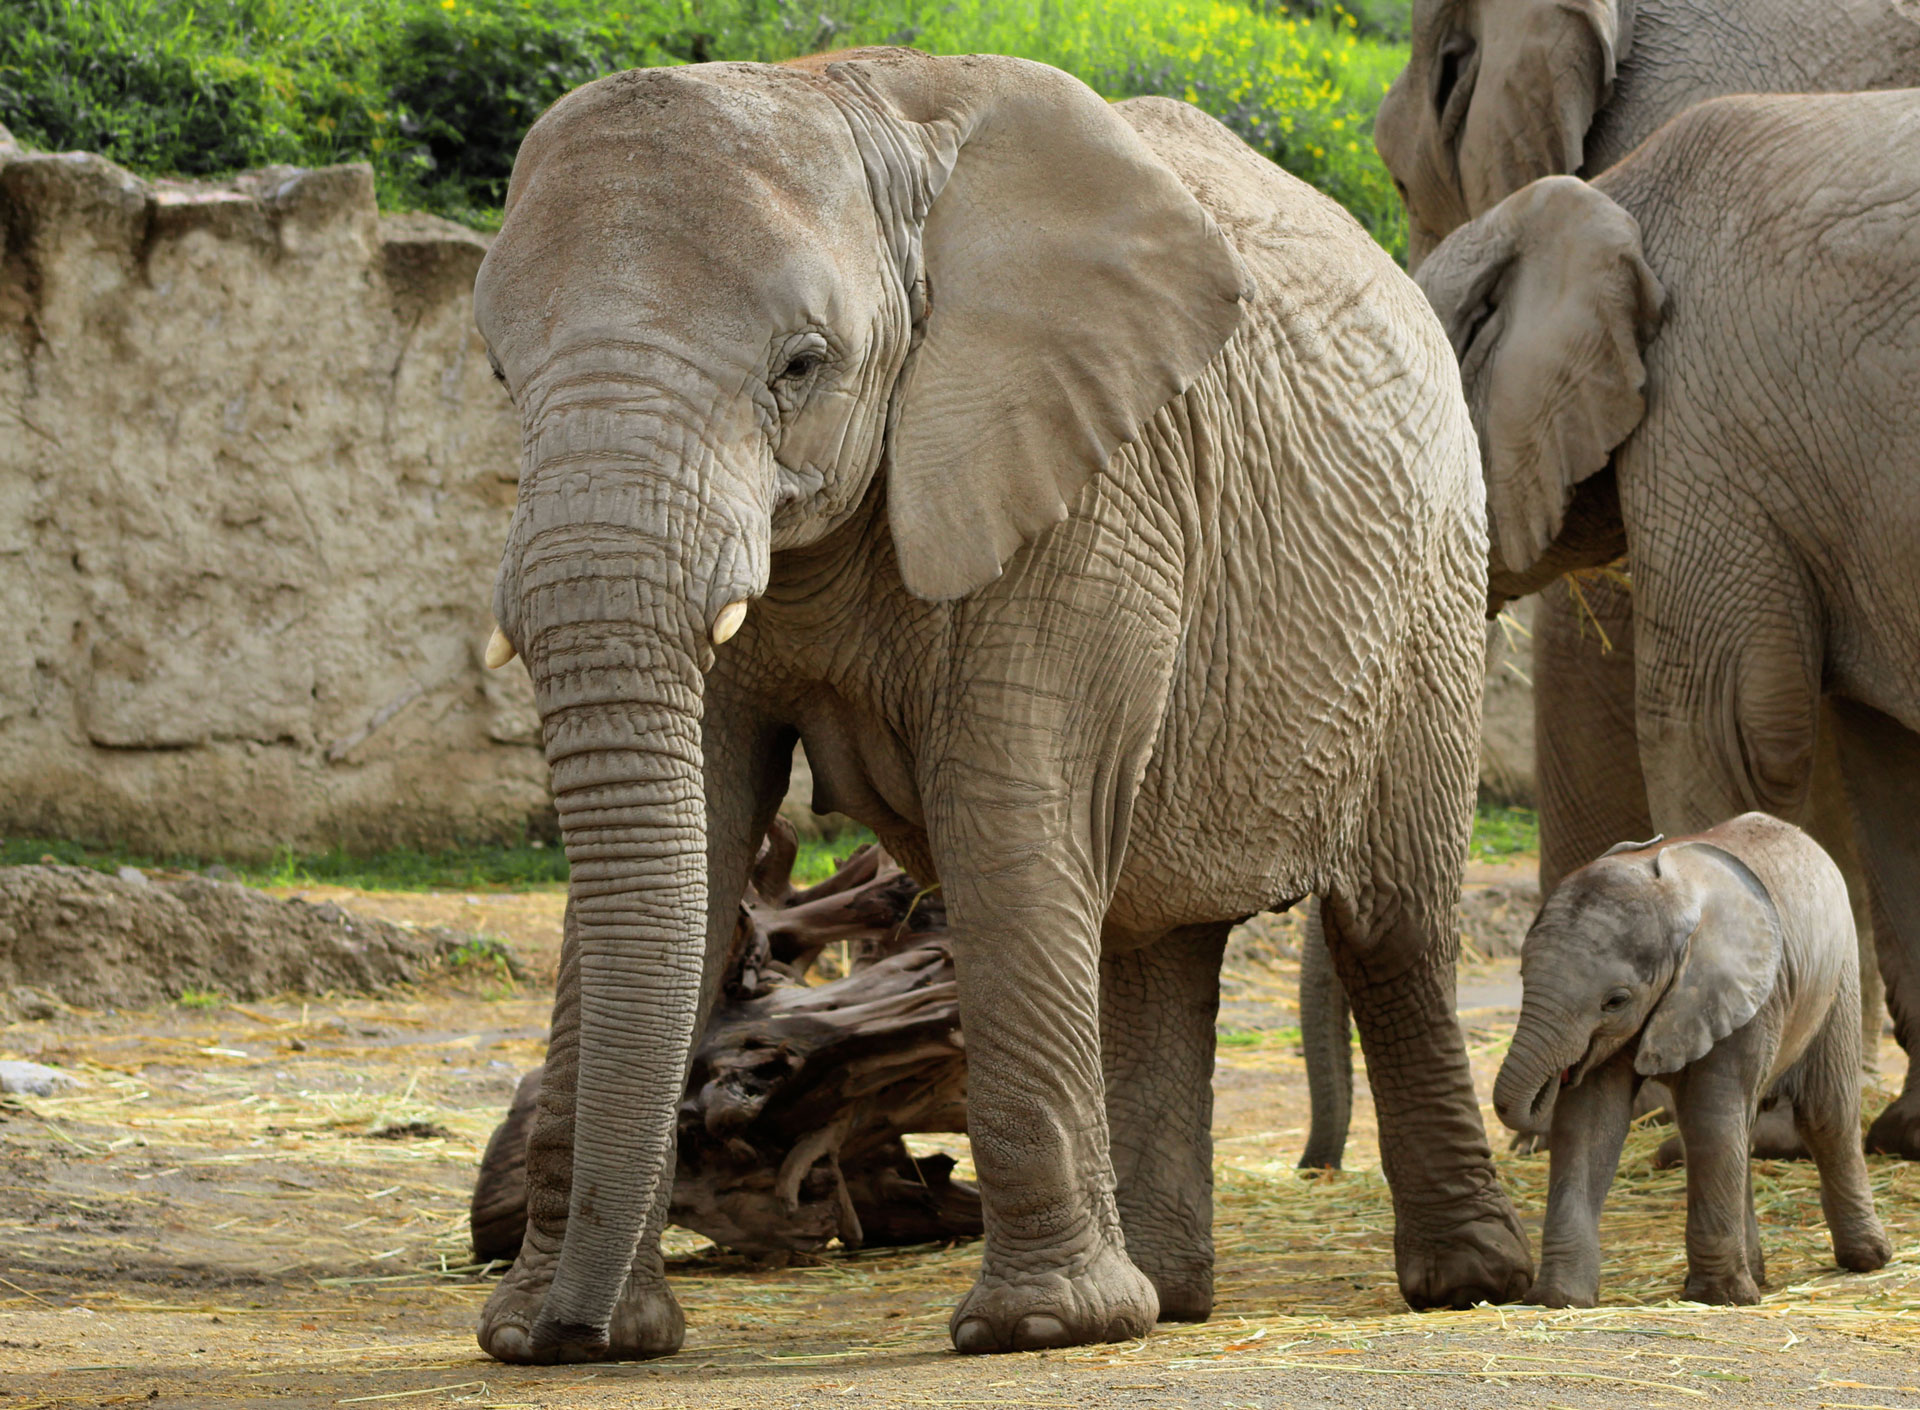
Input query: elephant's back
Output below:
<box><xmin>1105</xmin><ymin>99</ymin><xmax>1489</xmax><ymax>926</ymax></box>
<box><xmin>1113</xmin><ymin>97</ymin><xmax>1477</xmax><ymax>510</ymax></box>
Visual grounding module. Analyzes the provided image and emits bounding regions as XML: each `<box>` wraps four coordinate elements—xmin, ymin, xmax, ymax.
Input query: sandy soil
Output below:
<box><xmin>5</xmin><ymin>866</ymin><xmax>1920</xmax><ymax>1409</ymax></box>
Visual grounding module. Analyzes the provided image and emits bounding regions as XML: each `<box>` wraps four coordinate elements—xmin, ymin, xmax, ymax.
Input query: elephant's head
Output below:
<box><xmin>1494</xmin><ymin>837</ymin><xmax>1783</xmax><ymax>1134</ymax></box>
<box><xmin>1377</xmin><ymin>0</ymin><xmax>1637</xmax><ymax>270</ymax></box>
<box><xmin>1412</xmin><ymin>175</ymin><xmax>1662</xmax><ymax>605</ymax></box>
<box><xmin>472</xmin><ymin>48</ymin><xmax>1248</xmax><ymax>1354</ymax></box>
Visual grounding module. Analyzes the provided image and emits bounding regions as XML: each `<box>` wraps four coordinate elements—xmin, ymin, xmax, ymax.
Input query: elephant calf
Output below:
<box><xmin>1495</xmin><ymin>814</ymin><xmax>1890</xmax><ymax>1307</ymax></box>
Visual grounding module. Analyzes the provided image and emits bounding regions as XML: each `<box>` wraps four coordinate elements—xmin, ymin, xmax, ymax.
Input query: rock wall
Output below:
<box><xmin>0</xmin><ymin>130</ymin><xmax>549</xmax><ymax>855</ymax></box>
<box><xmin>0</xmin><ymin>126</ymin><xmax>1538</xmax><ymax>857</ymax></box>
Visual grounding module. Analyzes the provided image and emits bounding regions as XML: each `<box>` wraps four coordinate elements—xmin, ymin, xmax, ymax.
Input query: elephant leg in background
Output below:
<box><xmin>1101</xmin><ymin>922</ymin><xmax>1231</xmax><ymax>1322</ymax></box>
<box><xmin>1828</xmin><ymin>697</ymin><xmax>1920</xmax><ymax>1158</ymax></box>
<box><xmin>1297</xmin><ymin>898</ymin><xmax>1353</xmax><ymax>1171</ymax></box>
<box><xmin>1532</xmin><ymin>578</ymin><xmax>1652</xmax><ymax>895</ymax></box>
<box><xmin>475</xmin><ymin>703</ymin><xmax>786</xmax><ymax>1363</ymax></box>
<box><xmin>1322</xmin><ymin>633</ymin><xmax>1532</xmax><ymax>1310</ymax></box>
<box><xmin>1527</xmin><ymin>1053</ymin><xmax>1637</xmax><ymax>1308</ymax></box>
<box><xmin>1804</xmin><ymin>713</ymin><xmax>1888</xmax><ymax>1075</ymax></box>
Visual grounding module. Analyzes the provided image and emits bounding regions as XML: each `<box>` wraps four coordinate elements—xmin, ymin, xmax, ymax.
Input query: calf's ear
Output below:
<box><xmin>1635</xmin><ymin>842</ymin><xmax>1783</xmax><ymax>1075</ymax></box>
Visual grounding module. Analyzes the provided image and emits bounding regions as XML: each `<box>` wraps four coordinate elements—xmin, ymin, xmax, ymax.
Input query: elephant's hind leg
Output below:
<box><xmin>1790</xmin><ymin>1006</ymin><xmax>1892</xmax><ymax>1273</ymax></box>
<box><xmin>1323</xmin><ymin>628</ymin><xmax>1532</xmax><ymax>1309</ymax></box>
<box><xmin>1102</xmin><ymin>922</ymin><xmax>1230</xmax><ymax>1321</ymax></box>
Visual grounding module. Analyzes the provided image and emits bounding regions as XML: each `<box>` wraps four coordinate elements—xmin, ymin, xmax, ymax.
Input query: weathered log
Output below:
<box><xmin>470</xmin><ymin>821</ymin><xmax>977</xmax><ymax>1262</ymax></box>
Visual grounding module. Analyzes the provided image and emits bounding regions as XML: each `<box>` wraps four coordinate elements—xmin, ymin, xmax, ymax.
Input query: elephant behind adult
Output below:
<box><xmin>1416</xmin><ymin>91</ymin><xmax>1920</xmax><ymax>1153</ymax></box>
<box><xmin>471</xmin><ymin>49</ymin><xmax>1527</xmax><ymax>1364</ymax></box>
<box><xmin>1375</xmin><ymin>0</ymin><xmax>1920</xmax><ymax>270</ymax></box>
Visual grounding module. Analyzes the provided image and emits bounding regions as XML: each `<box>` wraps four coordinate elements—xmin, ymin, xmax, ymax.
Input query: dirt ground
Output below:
<box><xmin>6</xmin><ymin>862</ymin><xmax>1920</xmax><ymax>1409</ymax></box>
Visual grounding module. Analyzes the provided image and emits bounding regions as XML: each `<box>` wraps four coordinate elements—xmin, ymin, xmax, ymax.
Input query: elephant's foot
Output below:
<box><xmin>1523</xmin><ymin>1277</ymin><xmax>1597</xmax><ymax>1309</ymax></box>
<box><xmin>1135</xmin><ymin>1254</ymin><xmax>1212</xmax><ymax>1323</ymax></box>
<box><xmin>1866</xmin><ymin>1091</ymin><xmax>1920</xmax><ymax>1158</ymax></box>
<box><xmin>476</xmin><ymin>1230</ymin><xmax>685</xmax><ymax>1365</ymax></box>
<box><xmin>1834</xmin><ymin>1221</ymin><xmax>1893</xmax><ymax>1273</ymax></box>
<box><xmin>1680</xmin><ymin>1269</ymin><xmax>1760</xmax><ymax>1306</ymax></box>
<box><xmin>949</xmin><ymin>1239</ymin><xmax>1158</xmax><ymax>1353</ymax></box>
<box><xmin>1394</xmin><ymin>1194</ymin><xmax>1534</xmax><ymax>1309</ymax></box>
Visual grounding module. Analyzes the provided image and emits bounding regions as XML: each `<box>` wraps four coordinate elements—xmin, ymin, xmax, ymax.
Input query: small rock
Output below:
<box><xmin>203</xmin><ymin>864</ymin><xmax>237</xmax><ymax>882</ymax></box>
<box><xmin>116</xmin><ymin>865</ymin><xmax>148</xmax><ymax>885</ymax></box>
<box><xmin>0</xmin><ymin>1060</ymin><xmax>80</xmax><ymax>1097</ymax></box>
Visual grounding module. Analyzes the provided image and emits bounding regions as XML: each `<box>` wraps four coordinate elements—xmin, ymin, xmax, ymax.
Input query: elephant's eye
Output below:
<box><xmin>777</xmin><ymin>354</ymin><xmax>820</xmax><ymax>383</ymax></box>
<box><xmin>1602</xmin><ymin>991</ymin><xmax>1632</xmax><ymax>1013</ymax></box>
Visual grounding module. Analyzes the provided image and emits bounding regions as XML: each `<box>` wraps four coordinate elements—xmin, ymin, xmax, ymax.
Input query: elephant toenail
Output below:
<box><xmin>1012</xmin><ymin>1314</ymin><xmax>1072</xmax><ymax>1351</ymax></box>
<box><xmin>481</xmin><ymin>1322</ymin><xmax>533</xmax><ymax>1363</ymax></box>
<box><xmin>952</xmin><ymin>1318</ymin><xmax>1000</xmax><ymax>1355</ymax></box>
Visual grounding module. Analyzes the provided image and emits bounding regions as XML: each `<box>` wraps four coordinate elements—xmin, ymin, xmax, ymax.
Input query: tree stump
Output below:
<box><xmin>469</xmin><ymin>821</ymin><xmax>980</xmax><ymax>1261</ymax></box>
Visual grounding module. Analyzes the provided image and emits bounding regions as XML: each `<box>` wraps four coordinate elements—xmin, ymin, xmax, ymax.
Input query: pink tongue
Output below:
<box><xmin>1560</xmin><ymin>1068</ymin><xmax>1572</xmax><ymax>1086</ymax></box>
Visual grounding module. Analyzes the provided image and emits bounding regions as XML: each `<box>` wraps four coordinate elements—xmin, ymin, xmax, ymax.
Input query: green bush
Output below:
<box><xmin>1</xmin><ymin>0</ymin><xmax>1410</xmax><ymax>255</ymax></box>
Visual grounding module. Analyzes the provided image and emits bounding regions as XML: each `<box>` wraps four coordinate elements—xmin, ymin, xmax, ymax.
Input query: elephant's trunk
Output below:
<box><xmin>1494</xmin><ymin>1005</ymin><xmax>1586</xmax><ymax>1136</ymax></box>
<box><xmin>500</xmin><ymin>394</ymin><xmax>750</xmax><ymax>1349</ymax></box>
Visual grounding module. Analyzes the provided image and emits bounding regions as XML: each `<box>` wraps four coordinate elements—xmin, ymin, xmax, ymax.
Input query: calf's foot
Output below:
<box><xmin>950</xmin><ymin>1239</ymin><xmax>1158</xmax><ymax>1353</ymax></box>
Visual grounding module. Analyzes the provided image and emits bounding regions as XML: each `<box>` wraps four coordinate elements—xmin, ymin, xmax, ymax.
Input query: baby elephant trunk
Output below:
<box><xmin>1495</xmin><ymin>1012</ymin><xmax>1585</xmax><ymax>1136</ymax></box>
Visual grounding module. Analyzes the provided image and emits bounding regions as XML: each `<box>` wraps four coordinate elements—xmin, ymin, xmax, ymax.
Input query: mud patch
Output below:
<box><xmin>0</xmin><ymin>865</ymin><xmax>472</xmax><ymax>1016</ymax></box>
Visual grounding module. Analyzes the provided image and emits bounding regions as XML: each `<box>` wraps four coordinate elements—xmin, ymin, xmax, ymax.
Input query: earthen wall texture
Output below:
<box><xmin>0</xmin><ymin>132</ymin><xmax>548</xmax><ymax>855</ymax></box>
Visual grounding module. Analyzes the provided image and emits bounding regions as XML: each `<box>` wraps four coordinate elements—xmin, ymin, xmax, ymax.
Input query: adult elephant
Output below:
<box><xmin>1375</xmin><ymin>0</ymin><xmax>1920</xmax><ymax>272</ymax></box>
<box><xmin>1287</xmin><ymin>0</ymin><xmax>1919</xmax><ymax>1173</ymax></box>
<box><xmin>470</xmin><ymin>48</ymin><xmax>1528</xmax><ymax>1364</ymax></box>
<box><xmin>1416</xmin><ymin>91</ymin><xmax>1920</xmax><ymax>1151</ymax></box>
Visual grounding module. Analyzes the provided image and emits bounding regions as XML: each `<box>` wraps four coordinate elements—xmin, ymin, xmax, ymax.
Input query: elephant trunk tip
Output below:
<box><xmin>1494</xmin><ymin>1059</ymin><xmax>1562</xmax><ymax>1137</ymax></box>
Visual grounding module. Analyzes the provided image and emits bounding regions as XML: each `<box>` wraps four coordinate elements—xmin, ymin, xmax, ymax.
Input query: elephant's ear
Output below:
<box><xmin>1634</xmin><ymin>842</ymin><xmax>1783</xmax><ymax>1075</ymax></box>
<box><xmin>1601</xmin><ymin>833</ymin><xmax>1663</xmax><ymax>858</ymax></box>
<box><xmin>825</xmin><ymin>51</ymin><xmax>1253</xmax><ymax>601</ymax></box>
<box><xmin>1415</xmin><ymin>175</ymin><xmax>1663</xmax><ymax>578</ymax></box>
<box><xmin>1457</xmin><ymin>0</ymin><xmax>1634</xmax><ymax>212</ymax></box>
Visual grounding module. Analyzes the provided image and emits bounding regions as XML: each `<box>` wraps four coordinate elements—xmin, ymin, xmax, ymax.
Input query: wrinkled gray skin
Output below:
<box><xmin>1375</xmin><ymin>0</ymin><xmax>1920</xmax><ymax>273</ymax></box>
<box><xmin>1417</xmin><ymin>93</ymin><xmax>1920</xmax><ymax>1156</ymax></box>
<box><xmin>1495</xmin><ymin>815</ymin><xmax>1891</xmax><ymax>1306</ymax></box>
<box><xmin>471</xmin><ymin>49</ymin><xmax>1526</xmax><ymax>1365</ymax></box>
<box><xmin>1294</xmin><ymin>0</ymin><xmax>1920</xmax><ymax>1177</ymax></box>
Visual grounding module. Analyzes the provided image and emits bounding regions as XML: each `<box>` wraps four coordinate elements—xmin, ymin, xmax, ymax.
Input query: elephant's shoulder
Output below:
<box><xmin>1111</xmin><ymin>97</ymin><xmax>1375</xmax><ymax>263</ymax></box>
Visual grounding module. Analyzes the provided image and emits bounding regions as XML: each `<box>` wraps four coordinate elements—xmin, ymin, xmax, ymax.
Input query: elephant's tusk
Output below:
<box><xmin>712</xmin><ymin>600</ymin><xmax>749</xmax><ymax>646</ymax></box>
<box><xmin>484</xmin><ymin>625</ymin><xmax>517</xmax><ymax>670</ymax></box>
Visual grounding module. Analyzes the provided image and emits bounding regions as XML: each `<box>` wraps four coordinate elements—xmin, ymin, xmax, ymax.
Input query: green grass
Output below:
<box><xmin>0</xmin><ymin>827</ymin><xmax>878</xmax><ymax>891</ymax></box>
<box><xmin>5</xmin><ymin>809</ymin><xmax>1532</xmax><ymax>896</ymax></box>
<box><xmin>1470</xmin><ymin>805</ymin><xmax>1540</xmax><ymax>863</ymax></box>
<box><xmin>0</xmin><ymin>0</ymin><xmax>1412</xmax><ymax>255</ymax></box>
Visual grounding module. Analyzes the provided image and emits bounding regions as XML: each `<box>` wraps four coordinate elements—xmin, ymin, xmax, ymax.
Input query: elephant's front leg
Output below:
<box><xmin>1665</xmin><ymin>1058</ymin><xmax>1763</xmax><ymax>1305</ymax></box>
<box><xmin>1102</xmin><ymin>922</ymin><xmax>1231</xmax><ymax>1321</ymax></box>
<box><xmin>936</xmin><ymin>782</ymin><xmax>1159</xmax><ymax>1353</ymax></box>
<box><xmin>1529</xmin><ymin>1054</ymin><xmax>1636</xmax><ymax>1307</ymax></box>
